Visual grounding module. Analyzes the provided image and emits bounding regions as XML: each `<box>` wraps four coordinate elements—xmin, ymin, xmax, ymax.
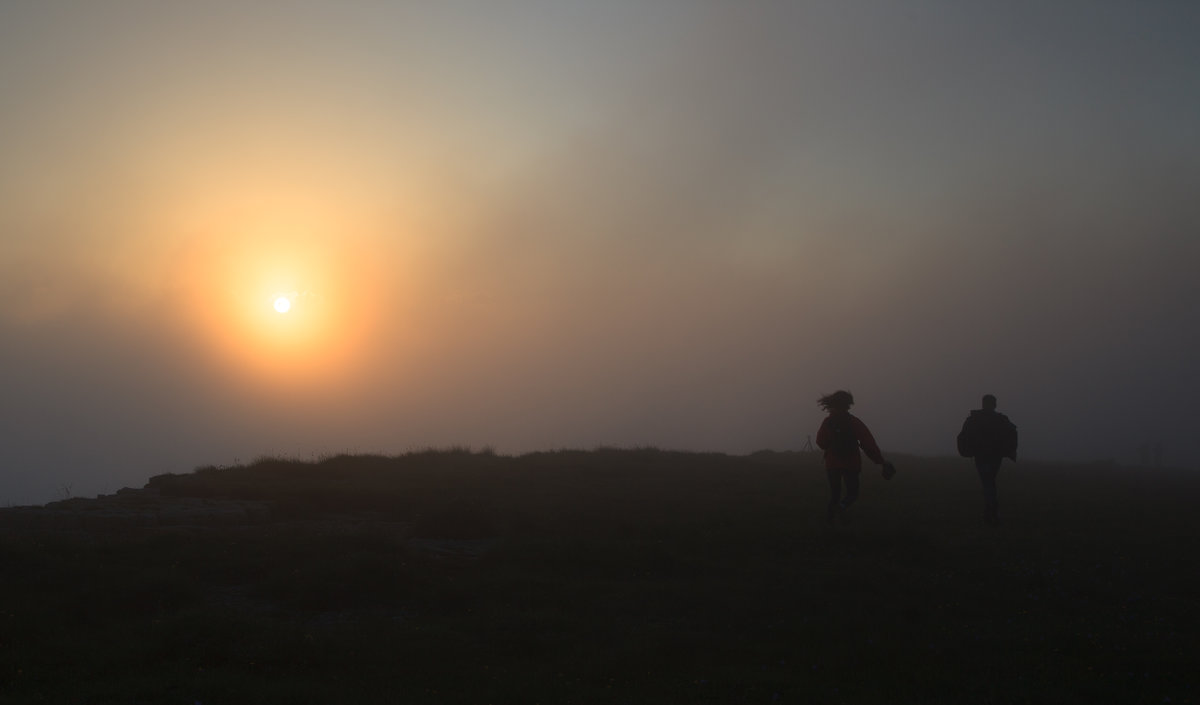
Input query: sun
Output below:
<box><xmin>177</xmin><ymin>228</ymin><xmax>391</xmax><ymax>393</ymax></box>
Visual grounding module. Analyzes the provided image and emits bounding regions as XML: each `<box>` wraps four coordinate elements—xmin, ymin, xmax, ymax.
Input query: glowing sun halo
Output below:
<box><xmin>273</xmin><ymin>296</ymin><xmax>292</xmax><ymax>313</ymax></box>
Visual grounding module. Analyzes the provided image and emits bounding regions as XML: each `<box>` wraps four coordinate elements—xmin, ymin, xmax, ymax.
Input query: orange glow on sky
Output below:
<box><xmin>2</xmin><ymin>2</ymin><xmax>1199</xmax><ymax>507</ymax></box>
<box><xmin>175</xmin><ymin>218</ymin><xmax>388</xmax><ymax>394</ymax></box>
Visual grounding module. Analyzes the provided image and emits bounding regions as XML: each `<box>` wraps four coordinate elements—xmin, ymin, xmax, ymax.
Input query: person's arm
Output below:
<box><xmin>853</xmin><ymin>417</ymin><xmax>885</xmax><ymax>465</ymax></box>
<box><xmin>815</xmin><ymin>418</ymin><xmax>831</xmax><ymax>451</ymax></box>
<box><xmin>1005</xmin><ymin>416</ymin><xmax>1019</xmax><ymax>461</ymax></box>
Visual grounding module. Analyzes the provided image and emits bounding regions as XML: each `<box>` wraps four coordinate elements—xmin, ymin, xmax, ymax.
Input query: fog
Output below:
<box><xmin>2</xmin><ymin>1</ymin><xmax>1198</xmax><ymax>504</ymax></box>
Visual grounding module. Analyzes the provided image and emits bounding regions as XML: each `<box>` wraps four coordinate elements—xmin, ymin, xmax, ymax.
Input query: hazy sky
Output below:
<box><xmin>2</xmin><ymin>1</ymin><xmax>1198</xmax><ymax>504</ymax></box>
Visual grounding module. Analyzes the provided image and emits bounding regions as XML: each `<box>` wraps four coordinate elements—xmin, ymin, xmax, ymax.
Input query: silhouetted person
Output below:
<box><xmin>816</xmin><ymin>390</ymin><xmax>889</xmax><ymax>525</ymax></box>
<box><xmin>957</xmin><ymin>394</ymin><xmax>1018</xmax><ymax>526</ymax></box>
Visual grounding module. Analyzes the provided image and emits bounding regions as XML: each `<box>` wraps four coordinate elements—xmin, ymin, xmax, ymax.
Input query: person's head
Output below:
<box><xmin>982</xmin><ymin>394</ymin><xmax>997</xmax><ymax>411</ymax></box>
<box><xmin>818</xmin><ymin>390</ymin><xmax>854</xmax><ymax>413</ymax></box>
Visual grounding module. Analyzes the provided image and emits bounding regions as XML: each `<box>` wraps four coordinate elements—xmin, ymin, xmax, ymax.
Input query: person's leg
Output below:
<box><xmin>988</xmin><ymin>461</ymin><xmax>1002</xmax><ymax>523</ymax></box>
<box><xmin>975</xmin><ymin>457</ymin><xmax>1002</xmax><ymax>524</ymax></box>
<box><xmin>826</xmin><ymin>468</ymin><xmax>842</xmax><ymax>523</ymax></box>
<box><xmin>841</xmin><ymin>470</ymin><xmax>861</xmax><ymax>509</ymax></box>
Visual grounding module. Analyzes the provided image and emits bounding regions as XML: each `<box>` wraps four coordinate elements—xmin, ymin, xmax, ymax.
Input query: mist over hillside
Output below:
<box><xmin>3</xmin><ymin>1</ymin><xmax>1199</xmax><ymax>509</ymax></box>
<box><xmin>3</xmin><ymin>448</ymin><xmax>1197</xmax><ymax>703</ymax></box>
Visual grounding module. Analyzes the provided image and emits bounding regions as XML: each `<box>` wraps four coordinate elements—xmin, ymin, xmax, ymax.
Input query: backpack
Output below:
<box><xmin>827</xmin><ymin>415</ymin><xmax>859</xmax><ymax>455</ymax></box>
<box><xmin>959</xmin><ymin>411</ymin><xmax>1017</xmax><ymax>459</ymax></box>
<box><xmin>956</xmin><ymin>426</ymin><xmax>974</xmax><ymax>457</ymax></box>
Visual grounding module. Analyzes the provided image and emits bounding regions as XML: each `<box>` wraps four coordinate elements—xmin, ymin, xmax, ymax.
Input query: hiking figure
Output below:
<box><xmin>956</xmin><ymin>394</ymin><xmax>1018</xmax><ymax>526</ymax></box>
<box><xmin>816</xmin><ymin>390</ymin><xmax>892</xmax><ymax>525</ymax></box>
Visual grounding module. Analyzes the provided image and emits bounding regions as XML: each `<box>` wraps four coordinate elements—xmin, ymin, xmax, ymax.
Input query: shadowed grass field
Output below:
<box><xmin>1</xmin><ymin>448</ymin><xmax>1197</xmax><ymax>704</ymax></box>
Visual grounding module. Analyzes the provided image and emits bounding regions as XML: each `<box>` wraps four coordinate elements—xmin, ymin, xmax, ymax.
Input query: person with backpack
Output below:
<box><xmin>816</xmin><ymin>390</ymin><xmax>892</xmax><ymax>525</ymax></box>
<box><xmin>956</xmin><ymin>394</ymin><xmax>1018</xmax><ymax>526</ymax></box>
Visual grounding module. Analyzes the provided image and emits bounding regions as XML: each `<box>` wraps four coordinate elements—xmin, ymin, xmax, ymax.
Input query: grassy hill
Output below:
<box><xmin>1</xmin><ymin>448</ymin><xmax>1197</xmax><ymax>704</ymax></box>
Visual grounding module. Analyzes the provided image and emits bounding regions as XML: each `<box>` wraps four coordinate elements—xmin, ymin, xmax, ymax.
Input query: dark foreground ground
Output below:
<box><xmin>1</xmin><ymin>449</ymin><xmax>1197</xmax><ymax>704</ymax></box>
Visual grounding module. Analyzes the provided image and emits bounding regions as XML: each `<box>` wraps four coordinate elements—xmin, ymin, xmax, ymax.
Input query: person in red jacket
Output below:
<box><xmin>816</xmin><ymin>390</ymin><xmax>890</xmax><ymax>524</ymax></box>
